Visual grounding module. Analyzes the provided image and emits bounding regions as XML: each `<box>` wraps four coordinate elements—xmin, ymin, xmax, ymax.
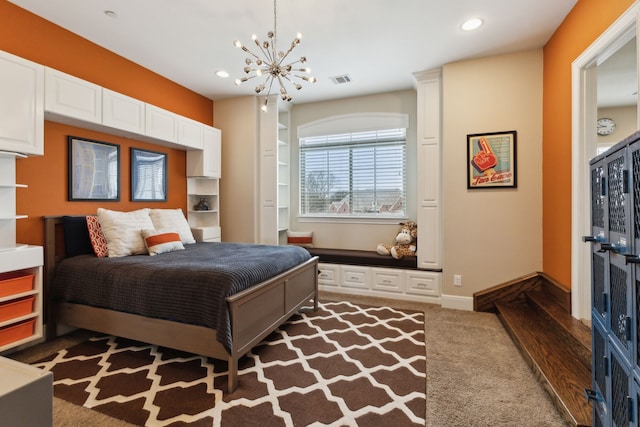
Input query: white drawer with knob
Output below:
<box><xmin>405</xmin><ymin>271</ymin><xmax>441</xmax><ymax>297</ymax></box>
<box><xmin>318</xmin><ymin>263</ymin><xmax>340</xmax><ymax>287</ymax></box>
<box><xmin>372</xmin><ymin>268</ymin><xmax>404</xmax><ymax>292</ymax></box>
<box><xmin>341</xmin><ymin>265</ymin><xmax>370</xmax><ymax>289</ymax></box>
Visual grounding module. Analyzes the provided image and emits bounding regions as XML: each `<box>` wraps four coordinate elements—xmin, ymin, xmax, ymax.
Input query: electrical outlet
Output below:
<box><xmin>453</xmin><ymin>274</ymin><xmax>462</xmax><ymax>286</ymax></box>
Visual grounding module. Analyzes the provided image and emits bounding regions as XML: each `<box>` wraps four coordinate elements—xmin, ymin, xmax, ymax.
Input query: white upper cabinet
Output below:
<box><xmin>1</xmin><ymin>50</ymin><xmax>216</xmax><ymax>156</ymax></box>
<box><xmin>186</xmin><ymin>126</ymin><xmax>221</xmax><ymax>178</ymax></box>
<box><xmin>44</xmin><ymin>67</ymin><xmax>101</xmax><ymax>125</ymax></box>
<box><xmin>177</xmin><ymin>116</ymin><xmax>204</xmax><ymax>150</ymax></box>
<box><xmin>102</xmin><ymin>88</ymin><xmax>145</xmax><ymax>134</ymax></box>
<box><xmin>0</xmin><ymin>51</ymin><xmax>44</xmax><ymax>156</ymax></box>
<box><xmin>145</xmin><ymin>104</ymin><xmax>178</xmax><ymax>143</ymax></box>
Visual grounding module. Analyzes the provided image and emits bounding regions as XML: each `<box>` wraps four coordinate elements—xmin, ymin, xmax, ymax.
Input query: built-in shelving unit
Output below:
<box><xmin>187</xmin><ymin>177</ymin><xmax>220</xmax><ymax>242</ymax></box>
<box><xmin>0</xmin><ymin>152</ymin><xmax>43</xmax><ymax>352</ymax></box>
<box><xmin>0</xmin><ymin>152</ymin><xmax>28</xmax><ymax>253</ymax></box>
<box><xmin>258</xmin><ymin>98</ymin><xmax>291</xmax><ymax>245</ymax></box>
<box><xmin>277</xmin><ymin>114</ymin><xmax>290</xmax><ymax>243</ymax></box>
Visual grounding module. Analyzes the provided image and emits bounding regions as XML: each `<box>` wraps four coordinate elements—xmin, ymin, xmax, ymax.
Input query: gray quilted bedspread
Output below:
<box><xmin>51</xmin><ymin>242</ymin><xmax>312</xmax><ymax>352</ymax></box>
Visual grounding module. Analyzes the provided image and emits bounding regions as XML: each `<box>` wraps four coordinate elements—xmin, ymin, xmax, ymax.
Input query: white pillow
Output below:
<box><xmin>149</xmin><ymin>208</ymin><xmax>196</xmax><ymax>244</ymax></box>
<box><xmin>97</xmin><ymin>208</ymin><xmax>154</xmax><ymax>257</ymax></box>
<box><xmin>142</xmin><ymin>229</ymin><xmax>185</xmax><ymax>256</ymax></box>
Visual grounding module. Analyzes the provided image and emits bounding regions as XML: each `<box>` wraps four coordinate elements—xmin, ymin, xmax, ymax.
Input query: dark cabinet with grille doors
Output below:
<box><xmin>587</xmin><ymin>131</ymin><xmax>640</xmax><ymax>426</ymax></box>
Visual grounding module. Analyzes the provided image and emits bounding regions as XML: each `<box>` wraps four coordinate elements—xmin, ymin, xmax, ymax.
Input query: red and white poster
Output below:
<box><xmin>467</xmin><ymin>131</ymin><xmax>517</xmax><ymax>189</ymax></box>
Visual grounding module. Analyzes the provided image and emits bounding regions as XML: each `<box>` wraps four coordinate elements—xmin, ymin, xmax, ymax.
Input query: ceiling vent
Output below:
<box><xmin>329</xmin><ymin>74</ymin><xmax>352</xmax><ymax>85</ymax></box>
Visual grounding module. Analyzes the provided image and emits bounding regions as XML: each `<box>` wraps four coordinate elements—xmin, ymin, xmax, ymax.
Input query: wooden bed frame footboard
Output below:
<box><xmin>43</xmin><ymin>216</ymin><xmax>319</xmax><ymax>393</ymax></box>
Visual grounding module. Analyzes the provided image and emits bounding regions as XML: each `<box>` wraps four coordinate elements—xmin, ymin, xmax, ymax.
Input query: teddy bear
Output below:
<box><xmin>376</xmin><ymin>221</ymin><xmax>417</xmax><ymax>259</ymax></box>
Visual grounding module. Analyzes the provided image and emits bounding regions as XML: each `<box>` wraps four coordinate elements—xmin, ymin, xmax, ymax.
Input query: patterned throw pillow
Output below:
<box><xmin>141</xmin><ymin>229</ymin><xmax>185</xmax><ymax>256</ymax></box>
<box><xmin>86</xmin><ymin>215</ymin><xmax>108</xmax><ymax>257</ymax></box>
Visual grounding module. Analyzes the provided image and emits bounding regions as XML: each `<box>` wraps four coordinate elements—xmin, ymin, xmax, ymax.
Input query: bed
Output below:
<box><xmin>43</xmin><ymin>215</ymin><xmax>319</xmax><ymax>393</ymax></box>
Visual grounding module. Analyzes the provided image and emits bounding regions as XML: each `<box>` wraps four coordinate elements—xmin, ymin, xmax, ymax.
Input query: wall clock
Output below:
<box><xmin>597</xmin><ymin>117</ymin><xmax>616</xmax><ymax>136</ymax></box>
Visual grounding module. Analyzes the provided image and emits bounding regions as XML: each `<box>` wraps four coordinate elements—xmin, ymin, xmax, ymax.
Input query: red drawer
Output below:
<box><xmin>0</xmin><ymin>296</ymin><xmax>34</xmax><ymax>322</ymax></box>
<box><xmin>0</xmin><ymin>273</ymin><xmax>35</xmax><ymax>298</ymax></box>
<box><xmin>0</xmin><ymin>319</ymin><xmax>35</xmax><ymax>347</ymax></box>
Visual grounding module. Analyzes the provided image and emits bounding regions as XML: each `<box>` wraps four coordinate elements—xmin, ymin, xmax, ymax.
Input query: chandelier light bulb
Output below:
<box><xmin>231</xmin><ymin>0</ymin><xmax>316</xmax><ymax>112</ymax></box>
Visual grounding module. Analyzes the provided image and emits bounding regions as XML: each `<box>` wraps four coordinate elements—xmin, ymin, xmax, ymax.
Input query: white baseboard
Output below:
<box><xmin>440</xmin><ymin>294</ymin><xmax>474</xmax><ymax>311</ymax></box>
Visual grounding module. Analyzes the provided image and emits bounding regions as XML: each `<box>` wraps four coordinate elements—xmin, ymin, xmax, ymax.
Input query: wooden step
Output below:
<box><xmin>526</xmin><ymin>288</ymin><xmax>592</xmax><ymax>370</ymax></box>
<box><xmin>496</xmin><ymin>300</ymin><xmax>592</xmax><ymax>427</ymax></box>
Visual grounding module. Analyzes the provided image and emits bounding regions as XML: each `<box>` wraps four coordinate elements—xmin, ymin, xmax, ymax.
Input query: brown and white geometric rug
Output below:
<box><xmin>33</xmin><ymin>301</ymin><xmax>426</xmax><ymax>426</ymax></box>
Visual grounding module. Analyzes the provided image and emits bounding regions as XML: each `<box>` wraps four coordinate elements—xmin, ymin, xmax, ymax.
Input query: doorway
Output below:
<box><xmin>572</xmin><ymin>5</ymin><xmax>639</xmax><ymax>320</ymax></box>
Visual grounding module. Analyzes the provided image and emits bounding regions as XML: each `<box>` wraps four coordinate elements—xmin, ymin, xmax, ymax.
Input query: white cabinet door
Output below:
<box><xmin>145</xmin><ymin>104</ymin><xmax>177</xmax><ymax>142</ymax></box>
<box><xmin>102</xmin><ymin>88</ymin><xmax>144</xmax><ymax>134</ymax></box>
<box><xmin>415</xmin><ymin>71</ymin><xmax>442</xmax><ymax>270</ymax></box>
<box><xmin>44</xmin><ymin>67</ymin><xmax>101</xmax><ymax>125</ymax></box>
<box><xmin>177</xmin><ymin>117</ymin><xmax>204</xmax><ymax>150</ymax></box>
<box><xmin>259</xmin><ymin>95</ymin><xmax>278</xmax><ymax>245</ymax></box>
<box><xmin>203</xmin><ymin>126</ymin><xmax>221</xmax><ymax>178</ymax></box>
<box><xmin>186</xmin><ymin>126</ymin><xmax>221</xmax><ymax>178</ymax></box>
<box><xmin>0</xmin><ymin>51</ymin><xmax>43</xmax><ymax>156</ymax></box>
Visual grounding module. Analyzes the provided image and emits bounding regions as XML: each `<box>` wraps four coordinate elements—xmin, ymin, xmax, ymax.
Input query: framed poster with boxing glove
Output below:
<box><xmin>467</xmin><ymin>130</ymin><xmax>517</xmax><ymax>189</ymax></box>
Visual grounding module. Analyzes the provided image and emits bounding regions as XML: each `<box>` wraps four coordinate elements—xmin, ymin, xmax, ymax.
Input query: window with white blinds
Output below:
<box><xmin>299</xmin><ymin>128</ymin><xmax>406</xmax><ymax>218</ymax></box>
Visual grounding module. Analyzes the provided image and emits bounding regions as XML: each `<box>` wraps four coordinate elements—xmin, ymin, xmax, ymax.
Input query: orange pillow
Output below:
<box><xmin>142</xmin><ymin>229</ymin><xmax>185</xmax><ymax>256</ymax></box>
<box><xmin>287</xmin><ymin>231</ymin><xmax>313</xmax><ymax>247</ymax></box>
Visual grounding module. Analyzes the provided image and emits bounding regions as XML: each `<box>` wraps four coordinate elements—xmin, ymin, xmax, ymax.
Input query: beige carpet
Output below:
<box><xmin>10</xmin><ymin>292</ymin><xmax>566</xmax><ymax>426</ymax></box>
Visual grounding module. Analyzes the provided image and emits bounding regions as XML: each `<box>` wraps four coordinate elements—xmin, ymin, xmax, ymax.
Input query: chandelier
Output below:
<box><xmin>233</xmin><ymin>0</ymin><xmax>316</xmax><ymax>112</ymax></box>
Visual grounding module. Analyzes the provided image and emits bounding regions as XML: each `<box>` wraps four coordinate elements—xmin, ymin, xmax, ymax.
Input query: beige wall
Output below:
<box><xmin>214</xmin><ymin>96</ymin><xmax>260</xmax><ymax>243</ymax></box>
<box><xmin>442</xmin><ymin>49</ymin><xmax>543</xmax><ymax>297</ymax></box>
<box><xmin>289</xmin><ymin>90</ymin><xmax>418</xmax><ymax>250</ymax></box>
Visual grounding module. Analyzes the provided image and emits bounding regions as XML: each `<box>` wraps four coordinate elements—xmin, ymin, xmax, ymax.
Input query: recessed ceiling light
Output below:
<box><xmin>462</xmin><ymin>18</ymin><xmax>483</xmax><ymax>31</ymax></box>
<box><xmin>104</xmin><ymin>10</ymin><xmax>117</xmax><ymax>18</ymax></box>
<box><xmin>215</xmin><ymin>70</ymin><xmax>230</xmax><ymax>78</ymax></box>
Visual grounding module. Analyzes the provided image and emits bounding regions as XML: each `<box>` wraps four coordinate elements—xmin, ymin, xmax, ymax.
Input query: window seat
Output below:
<box><xmin>306</xmin><ymin>247</ymin><xmax>417</xmax><ymax>270</ymax></box>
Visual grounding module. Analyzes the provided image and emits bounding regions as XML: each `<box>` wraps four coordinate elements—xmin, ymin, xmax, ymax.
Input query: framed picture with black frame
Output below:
<box><xmin>466</xmin><ymin>130</ymin><xmax>517</xmax><ymax>189</ymax></box>
<box><xmin>68</xmin><ymin>136</ymin><xmax>120</xmax><ymax>201</ymax></box>
<box><xmin>130</xmin><ymin>147</ymin><xmax>168</xmax><ymax>201</ymax></box>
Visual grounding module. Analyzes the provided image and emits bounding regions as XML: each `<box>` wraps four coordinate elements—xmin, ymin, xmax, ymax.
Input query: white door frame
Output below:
<box><xmin>571</xmin><ymin>3</ymin><xmax>639</xmax><ymax>320</ymax></box>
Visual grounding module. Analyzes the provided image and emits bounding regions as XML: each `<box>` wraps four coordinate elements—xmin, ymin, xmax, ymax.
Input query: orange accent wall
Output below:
<box><xmin>16</xmin><ymin>122</ymin><xmax>187</xmax><ymax>246</ymax></box>
<box><xmin>542</xmin><ymin>0</ymin><xmax>635</xmax><ymax>287</ymax></box>
<box><xmin>0</xmin><ymin>1</ymin><xmax>214</xmax><ymax>247</ymax></box>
